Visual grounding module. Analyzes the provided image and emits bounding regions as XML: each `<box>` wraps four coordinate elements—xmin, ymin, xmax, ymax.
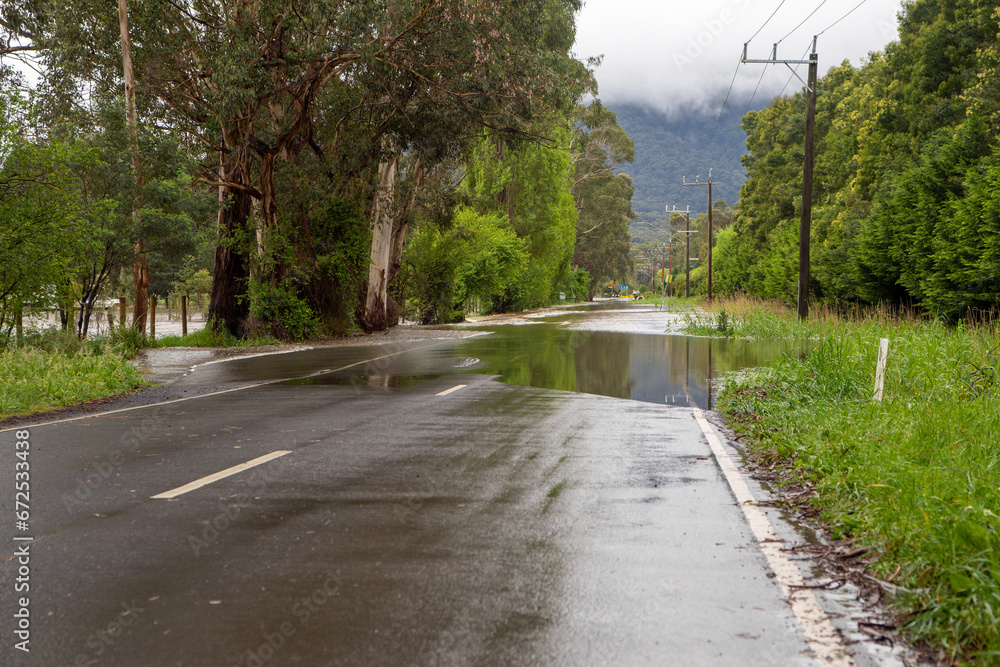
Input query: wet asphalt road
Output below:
<box><xmin>0</xmin><ymin>326</ymin><xmax>824</xmax><ymax>666</ymax></box>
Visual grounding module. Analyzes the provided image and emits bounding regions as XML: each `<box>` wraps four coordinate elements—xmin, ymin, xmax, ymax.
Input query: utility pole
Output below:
<box><xmin>682</xmin><ymin>172</ymin><xmax>714</xmax><ymax>301</ymax></box>
<box><xmin>667</xmin><ymin>206</ymin><xmax>695</xmax><ymax>297</ymax></box>
<box><xmin>743</xmin><ymin>38</ymin><xmax>818</xmax><ymax>319</ymax></box>
<box><xmin>667</xmin><ymin>239</ymin><xmax>672</xmax><ymax>298</ymax></box>
<box><xmin>660</xmin><ymin>244</ymin><xmax>667</xmax><ymax>301</ymax></box>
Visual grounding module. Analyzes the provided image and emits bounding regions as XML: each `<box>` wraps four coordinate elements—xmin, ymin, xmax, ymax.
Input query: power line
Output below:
<box><xmin>776</xmin><ymin>1</ymin><xmax>869</xmax><ymax>99</ymax></box>
<box><xmin>748</xmin><ymin>0</ymin><xmax>789</xmax><ymax>44</ymax></box>
<box><xmin>776</xmin><ymin>41</ymin><xmax>815</xmax><ymax>98</ymax></box>
<box><xmin>817</xmin><ymin>0</ymin><xmax>869</xmax><ymax>37</ymax></box>
<box><xmin>777</xmin><ymin>0</ymin><xmax>829</xmax><ymax>44</ymax></box>
<box><xmin>718</xmin><ymin>65</ymin><xmax>769</xmax><ymax>162</ymax></box>
<box><xmin>715</xmin><ymin>42</ymin><xmax>811</xmax><ymax>167</ymax></box>
<box><xmin>693</xmin><ymin>57</ymin><xmax>743</xmax><ymax>172</ymax></box>
<box><xmin>700</xmin><ymin>0</ymin><xmax>789</xmax><ymax>169</ymax></box>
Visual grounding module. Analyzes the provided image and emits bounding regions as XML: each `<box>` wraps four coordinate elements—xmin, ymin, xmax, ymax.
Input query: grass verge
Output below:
<box><xmin>706</xmin><ymin>297</ymin><xmax>1000</xmax><ymax>662</ymax></box>
<box><xmin>0</xmin><ymin>330</ymin><xmax>146</xmax><ymax>420</ymax></box>
<box><xmin>147</xmin><ymin>326</ymin><xmax>279</xmax><ymax>349</ymax></box>
<box><xmin>0</xmin><ymin>324</ymin><xmax>281</xmax><ymax>421</ymax></box>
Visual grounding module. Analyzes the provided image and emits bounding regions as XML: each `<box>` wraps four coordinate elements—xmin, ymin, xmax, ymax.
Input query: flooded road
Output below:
<box><xmin>454</xmin><ymin>304</ymin><xmax>805</xmax><ymax>409</ymax></box>
<box><xmin>180</xmin><ymin>302</ymin><xmax>805</xmax><ymax>411</ymax></box>
<box><xmin>0</xmin><ymin>304</ymin><xmax>876</xmax><ymax>667</ymax></box>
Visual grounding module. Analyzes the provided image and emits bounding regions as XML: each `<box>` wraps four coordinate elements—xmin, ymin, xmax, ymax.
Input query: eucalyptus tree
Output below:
<box><xmin>570</xmin><ymin>100</ymin><xmax>636</xmax><ymax>298</ymax></box>
<box><xmin>30</xmin><ymin>0</ymin><xmax>590</xmax><ymax>336</ymax></box>
<box><xmin>347</xmin><ymin>0</ymin><xmax>591</xmax><ymax>330</ymax></box>
<box><xmin>0</xmin><ymin>1</ymin><xmax>43</xmax><ymax>62</ymax></box>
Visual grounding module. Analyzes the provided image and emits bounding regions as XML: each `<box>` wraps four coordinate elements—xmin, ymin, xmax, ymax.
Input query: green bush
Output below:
<box><xmin>404</xmin><ymin>207</ymin><xmax>527</xmax><ymax>323</ymax></box>
<box><xmin>248</xmin><ymin>281</ymin><xmax>317</xmax><ymax>342</ymax></box>
<box><xmin>105</xmin><ymin>325</ymin><xmax>145</xmax><ymax>358</ymax></box>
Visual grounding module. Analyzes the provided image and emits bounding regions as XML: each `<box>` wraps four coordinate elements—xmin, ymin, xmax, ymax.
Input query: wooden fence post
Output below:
<box><xmin>150</xmin><ymin>296</ymin><xmax>157</xmax><ymax>339</ymax></box>
<box><xmin>873</xmin><ymin>338</ymin><xmax>889</xmax><ymax>402</ymax></box>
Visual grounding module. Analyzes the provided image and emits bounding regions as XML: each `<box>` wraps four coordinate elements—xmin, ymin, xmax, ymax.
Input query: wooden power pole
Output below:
<box><xmin>683</xmin><ymin>172</ymin><xmax>715</xmax><ymax>301</ymax></box>
<box><xmin>743</xmin><ymin>38</ymin><xmax>818</xmax><ymax>319</ymax></box>
<box><xmin>667</xmin><ymin>206</ymin><xmax>695</xmax><ymax>298</ymax></box>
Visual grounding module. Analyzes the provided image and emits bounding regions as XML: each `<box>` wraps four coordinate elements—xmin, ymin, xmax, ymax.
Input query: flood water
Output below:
<box><xmin>187</xmin><ymin>302</ymin><xmax>803</xmax><ymax>411</ymax></box>
<box><xmin>453</xmin><ymin>303</ymin><xmax>805</xmax><ymax>410</ymax></box>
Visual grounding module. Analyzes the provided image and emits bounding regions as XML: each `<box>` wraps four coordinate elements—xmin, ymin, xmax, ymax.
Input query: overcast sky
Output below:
<box><xmin>573</xmin><ymin>0</ymin><xmax>906</xmax><ymax>114</ymax></box>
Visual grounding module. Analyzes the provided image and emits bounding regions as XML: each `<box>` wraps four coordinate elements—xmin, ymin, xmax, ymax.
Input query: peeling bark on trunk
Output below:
<box><xmin>260</xmin><ymin>152</ymin><xmax>278</xmax><ymax>234</ymax></box>
<box><xmin>387</xmin><ymin>161</ymin><xmax>422</xmax><ymax>287</ymax></box>
<box><xmin>387</xmin><ymin>220</ymin><xmax>408</xmax><ymax>286</ymax></box>
<box><xmin>133</xmin><ymin>239</ymin><xmax>149</xmax><ymax>332</ymax></box>
<box><xmin>363</xmin><ymin>156</ymin><xmax>398</xmax><ymax>332</ymax></box>
<box><xmin>257</xmin><ymin>151</ymin><xmax>288</xmax><ymax>282</ymax></box>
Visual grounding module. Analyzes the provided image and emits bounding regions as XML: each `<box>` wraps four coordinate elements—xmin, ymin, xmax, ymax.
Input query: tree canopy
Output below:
<box><xmin>1</xmin><ymin>0</ymin><xmax>635</xmax><ymax>339</ymax></box>
<box><xmin>715</xmin><ymin>0</ymin><xmax>1000</xmax><ymax>319</ymax></box>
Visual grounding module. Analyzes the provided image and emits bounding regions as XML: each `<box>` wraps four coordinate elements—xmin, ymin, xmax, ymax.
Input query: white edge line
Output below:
<box><xmin>151</xmin><ymin>451</ymin><xmax>291</xmax><ymax>499</ymax></box>
<box><xmin>436</xmin><ymin>384</ymin><xmax>468</xmax><ymax>397</ymax></box>
<box><xmin>1</xmin><ymin>338</ymin><xmax>472</xmax><ymax>433</ymax></box>
<box><xmin>692</xmin><ymin>409</ymin><xmax>856</xmax><ymax>667</ymax></box>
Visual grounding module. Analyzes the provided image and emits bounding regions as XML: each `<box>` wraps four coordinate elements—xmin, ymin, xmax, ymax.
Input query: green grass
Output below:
<box><xmin>630</xmin><ymin>294</ymin><xmax>703</xmax><ymax>308</ymax></box>
<box><xmin>0</xmin><ymin>332</ymin><xmax>146</xmax><ymax>420</ymax></box>
<box><xmin>714</xmin><ymin>298</ymin><xmax>1000</xmax><ymax>662</ymax></box>
<box><xmin>148</xmin><ymin>327</ymin><xmax>279</xmax><ymax>348</ymax></box>
<box><xmin>0</xmin><ymin>322</ymin><xmax>280</xmax><ymax>421</ymax></box>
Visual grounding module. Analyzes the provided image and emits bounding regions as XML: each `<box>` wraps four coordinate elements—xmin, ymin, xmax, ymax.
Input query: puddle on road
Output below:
<box><xmin>453</xmin><ymin>303</ymin><xmax>807</xmax><ymax>410</ymax></box>
<box><xmin>283</xmin><ymin>374</ymin><xmax>443</xmax><ymax>389</ymax></box>
<box><xmin>253</xmin><ymin>303</ymin><xmax>807</xmax><ymax>409</ymax></box>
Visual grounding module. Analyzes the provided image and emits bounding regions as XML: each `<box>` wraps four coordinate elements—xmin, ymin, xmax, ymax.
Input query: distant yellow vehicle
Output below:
<box><xmin>612</xmin><ymin>286</ymin><xmax>642</xmax><ymax>299</ymax></box>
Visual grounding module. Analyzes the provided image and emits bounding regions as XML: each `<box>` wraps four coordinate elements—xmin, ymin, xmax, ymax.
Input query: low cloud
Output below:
<box><xmin>574</xmin><ymin>0</ymin><xmax>904</xmax><ymax>115</ymax></box>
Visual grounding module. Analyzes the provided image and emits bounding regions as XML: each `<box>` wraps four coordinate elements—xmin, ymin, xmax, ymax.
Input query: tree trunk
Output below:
<box><xmin>119</xmin><ymin>0</ymin><xmax>148</xmax><ymax>334</ymax></box>
<box><xmin>208</xmin><ymin>152</ymin><xmax>253</xmax><ymax>337</ymax></box>
<box><xmin>387</xmin><ymin>220</ymin><xmax>408</xmax><ymax>286</ymax></box>
<box><xmin>387</xmin><ymin>159</ymin><xmax>423</xmax><ymax>286</ymax></box>
<box><xmin>133</xmin><ymin>239</ymin><xmax>149</xmax><ymax>333</ymax></box>
<box><xmin>257</xmin><ymin>150</ymin><xmax>288</xmax><ymax>283</ymax></box>
<box><xmin>260</xmin><ymin>151</ymin><xmax>278</xmax><ymax>234</ymax></box>
<box><xmin>363</xmin><ymin>155</ymin><xmax>398</xmax><ymax>332</ymax></box>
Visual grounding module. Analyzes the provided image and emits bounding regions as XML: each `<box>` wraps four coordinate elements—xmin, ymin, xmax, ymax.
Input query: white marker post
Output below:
<box><xmin>873</xmin><ymin>338</ymin><xmax>889</xmax><ymax>402</ymax></box>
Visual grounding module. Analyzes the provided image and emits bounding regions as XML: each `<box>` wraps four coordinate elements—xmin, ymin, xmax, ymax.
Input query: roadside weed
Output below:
<box><xmin>0</xmin><ymin>343</ymin><xmax>145</xmax><ymax>420</ymax></box>
<box><xmin>717</xmin><ymin>300</ymin><xmax>1000</xmax><ymax>662</ymax></box>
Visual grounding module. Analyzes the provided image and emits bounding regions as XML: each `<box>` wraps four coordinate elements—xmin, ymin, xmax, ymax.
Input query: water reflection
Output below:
<box><xmin>457</xmin><ymin>325</ymin><xmax>804</xmax><ymax>410</ymax></box>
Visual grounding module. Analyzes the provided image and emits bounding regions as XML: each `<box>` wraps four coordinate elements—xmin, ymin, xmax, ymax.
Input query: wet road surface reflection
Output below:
<box><xmin>454</xmin><ymin>322</ymin><xmax>805</xmax><ymax>410</ymax></box>
<box><xmin>182</xmin><ymin>303</ymin><xmax>805</xmax><ymax>410</ymax></box>
<box><xmin>16</xmin><ymin>303</ymin><xmax>831</xmax><ymax>666</ymax></box>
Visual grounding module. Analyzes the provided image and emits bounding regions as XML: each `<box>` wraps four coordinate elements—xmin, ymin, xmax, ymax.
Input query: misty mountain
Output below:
<box><xmin>609</xmin><ymin>103</ymin><xmax>750</xmax><ymax>238</ymax></box>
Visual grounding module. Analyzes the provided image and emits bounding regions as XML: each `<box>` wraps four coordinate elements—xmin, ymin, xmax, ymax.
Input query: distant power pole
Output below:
<box><xmin>743</xmin><ymin>38</ymin><xmax>818</xmax><ymax>319</ymax></box>
<box><xmin>683</xmin><ymin>171</ymin><xmax>715</xmax><ymax>301</ymax></box>
<box><xmin>667</xmin><ymin>206</ymin><xmax>695</xmax><ymax>297</ymax></box>
<box><xmin>661</xmin><ymin>244</ymin><xmax>667</xmax><ymax>299</ymax></box>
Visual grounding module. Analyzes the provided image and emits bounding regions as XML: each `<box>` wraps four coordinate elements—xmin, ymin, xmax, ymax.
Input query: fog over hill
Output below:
<box><xmin>610</xmin><ymin>102</ymin><xmax>748</xmax><ymax>218</ymax></box>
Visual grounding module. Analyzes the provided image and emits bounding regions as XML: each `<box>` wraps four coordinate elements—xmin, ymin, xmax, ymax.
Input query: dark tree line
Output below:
<box><xmin>716</xmin><ymin>0</ymin><xmax>1000</xmax><ymax>320</ymax></box>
